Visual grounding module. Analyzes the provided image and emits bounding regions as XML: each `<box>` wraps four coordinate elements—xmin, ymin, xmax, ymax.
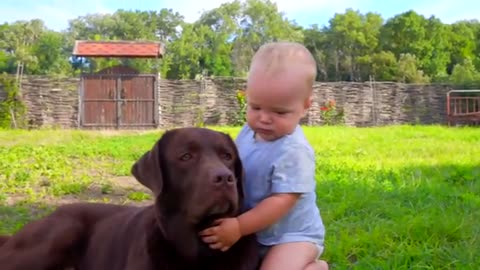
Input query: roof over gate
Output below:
<box><xmin>72</xmin><ymin>40</ymin><xmax>164</xmax><ymax>58</ymax></box>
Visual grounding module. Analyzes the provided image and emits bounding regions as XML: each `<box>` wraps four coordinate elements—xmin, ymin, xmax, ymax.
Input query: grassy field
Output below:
<box><xmin>0</xmin><ymin>125</ymin><xmax>479</xmax><ymax>269</ymax></box>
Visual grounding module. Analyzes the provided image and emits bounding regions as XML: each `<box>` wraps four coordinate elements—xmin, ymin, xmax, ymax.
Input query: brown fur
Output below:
<box><xmin>0</xmin><ymin>127</ymin><xmax>260</xmax><ymax>270</ymax></box>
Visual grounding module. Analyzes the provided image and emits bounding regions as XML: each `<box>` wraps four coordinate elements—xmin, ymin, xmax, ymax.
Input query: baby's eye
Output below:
<box><xmin>276</xmin><ymin>111</ymin><xmax>288</xmax><ymax>115</ymax></box>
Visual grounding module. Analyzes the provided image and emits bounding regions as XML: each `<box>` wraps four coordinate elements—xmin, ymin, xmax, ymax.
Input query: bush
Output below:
<box><xmin>233</xmin><ymin>89</ymin><xmax>247</xmax><ymax>126</ymax></box>
<box><xmin>319</xmin><ymin>99</ymin><xmax>344</xmax><ymax>125</ymax></box>
<box><xmin>0</xmin><ymin>74</ymin><xmax>27</xmax><ymax>129</ymax></box>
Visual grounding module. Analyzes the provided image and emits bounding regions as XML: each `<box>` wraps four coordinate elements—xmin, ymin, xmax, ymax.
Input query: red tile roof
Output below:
<box><xmin>72</xmin><ymin>40</ymin><xmax>164</xmax><ymax>58</ymax></box>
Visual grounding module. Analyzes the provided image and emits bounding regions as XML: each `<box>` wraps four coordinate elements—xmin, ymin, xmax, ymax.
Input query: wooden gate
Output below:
<box><xmin>79</xmin><ymin>73</ymin><xmax>158</xmax><ymax>129</ymax></box>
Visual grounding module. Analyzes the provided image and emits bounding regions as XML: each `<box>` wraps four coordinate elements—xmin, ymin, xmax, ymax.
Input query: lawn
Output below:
<box><xmin>0</xmin><ymin>125</ymin><xmax>479</xmax><ymax>269</ymax></box>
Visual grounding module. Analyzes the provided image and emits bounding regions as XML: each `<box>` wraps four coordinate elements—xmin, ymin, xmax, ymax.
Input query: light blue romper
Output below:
<box><xmin>235</xmin><ymin>124</ymin><xmax>325</xmax><ymax>258</ymax></box>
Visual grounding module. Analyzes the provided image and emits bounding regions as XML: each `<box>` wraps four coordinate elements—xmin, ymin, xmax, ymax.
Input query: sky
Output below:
<box><xmin>1</xmin><ymin>0</ymin><xmax>479</xmax><ymax>32</ymax></box>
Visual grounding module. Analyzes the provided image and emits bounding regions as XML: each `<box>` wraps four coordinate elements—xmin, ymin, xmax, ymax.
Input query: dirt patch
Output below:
<box><xmin>87</xmin><ymin>129</ymin><xmax>162</xmax><ymax>137</ymax></box>
<box><xmin>106</xmin><ymin>176</ymin><xmax>150</xmax><ymax>192</ymax></box>
<box><xmin>3</xmin><ymin>176</ymin><xmax>154</xmax><ymax>208</ymax></box>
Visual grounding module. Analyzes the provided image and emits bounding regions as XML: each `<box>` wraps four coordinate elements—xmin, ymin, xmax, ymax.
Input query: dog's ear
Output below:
<box><xmin>131</xmin><ymin>132</ymin><xmax>171</xmax><ymax>196</ymax></box>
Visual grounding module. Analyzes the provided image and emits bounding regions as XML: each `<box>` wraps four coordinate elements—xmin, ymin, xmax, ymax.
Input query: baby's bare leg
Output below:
<box><xmin>260</xmin><ymin>242</ymin><xmax>328</xmax><ymax>270</ymax></box>
<box><xmin>305</xmin><ymin>260</ymin><xmax>329</xmax><ymax>270</ymax></box>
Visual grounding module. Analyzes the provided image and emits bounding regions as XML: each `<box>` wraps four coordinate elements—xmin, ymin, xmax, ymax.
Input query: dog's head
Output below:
<box><xmin>131</xmin><ymin>127</ymin><xmax>245</xmax><ymax>259</ymax></box>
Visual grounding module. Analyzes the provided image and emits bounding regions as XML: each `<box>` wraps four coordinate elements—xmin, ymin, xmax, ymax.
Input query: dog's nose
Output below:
<box><xmin>213</xmin><ymin>172</ymin><xmax>235</xmax><ymax>186</ymax></box>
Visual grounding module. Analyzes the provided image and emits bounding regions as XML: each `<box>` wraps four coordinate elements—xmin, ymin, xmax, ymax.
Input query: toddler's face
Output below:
<box><xmin>245</xmin><ymin>69</ymin><xmax>311</xmax><ymax>141</ymax></box>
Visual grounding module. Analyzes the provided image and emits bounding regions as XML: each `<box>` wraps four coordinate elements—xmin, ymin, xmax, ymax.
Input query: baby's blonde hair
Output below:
<box><xmin>248</xmin><ymin>41</ymin><xmax>317</xmax><ymax>95</ymax></box>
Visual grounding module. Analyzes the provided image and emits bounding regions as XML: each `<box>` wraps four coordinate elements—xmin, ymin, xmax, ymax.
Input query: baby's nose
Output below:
<box><xmin>259</xmin><ymin>112</ymin><xmax>272</xmax><ymax>123</ymax></box>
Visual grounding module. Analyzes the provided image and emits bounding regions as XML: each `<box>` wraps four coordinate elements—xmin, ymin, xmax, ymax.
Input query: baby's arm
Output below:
<box><xmin>238</xmin><ymin>143</ymin><xmax>316</xmax><ymax>236</ymax></box>
<box><xmin>198</xmin><ymin>186</ymin><xmax>301</xmax><ymax>251</ymax></box>
<box><xmin>199</xmin><ymin>143</ymin><xmax>315</xmax><ymax>250</ymax></box>
<box><xmin>237</xmin><ymin>192</ymin><xmax>300</xmax><ymax>236</ymax></box>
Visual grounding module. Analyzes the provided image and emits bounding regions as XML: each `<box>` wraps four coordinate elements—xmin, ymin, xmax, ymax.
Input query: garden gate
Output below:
<box><xmin>79</xmin><ymin>71</ymin><xmax>158</xmax><ymax>129</ymax></box>
<box><xmin>73</xmin><ymin>40</ymin><xmax>164</xmax><ymax>129</ymax></box>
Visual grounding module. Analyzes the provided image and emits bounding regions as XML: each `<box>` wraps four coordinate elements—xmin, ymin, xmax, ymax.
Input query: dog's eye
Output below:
<box><xmin>180</xmin><ymin>153</ymin><xmax>192</xmax><ymax>161</ymax></box>
<box><xmin>221</xmin><ymin>153</ymin><xmax>233</xmax><ymax>161</ymax></box>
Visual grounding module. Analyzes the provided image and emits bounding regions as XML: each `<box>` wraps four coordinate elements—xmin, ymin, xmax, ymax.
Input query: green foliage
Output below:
<box><xmin>0</xmin><ymin>6</ymin><xmax>480</xmax><ymax>85</ymax></box>
<box><xmin>0</xmin><ymin>50</ymin><xmax>14</xmax><ymax>73</ymax></box>
<box><xmin>327</xmin><ymin>8</ymin><xmax>384</xmax><ymax>81</ymax></box>
<box><xmin>0</xmin><ymin>130</ymin><xmax>160</xmax><ymax>211</ymax></box>
<box><xmin>449</xmin><ymin>59</ymin><xmax>480</xmax><ymax>87</ymax></box>
<box><xmin>0</xmin><ymin>126</ymin><xmax>479</xmax><ymax>268</ymax></box>
<box><xmin>194</xmin><ymin>107</ymin><xmax>205</xmax><ymax>128</ymax></box>
<box><xmin>396</xmin><ymin>53</ymin><xmax>431</xmax><ymax>83</ymax></box>
<box><xmin>233</xmin><ymin>90</ymin><xmax>247</xmax><ymax>125</ymax></box>
<box><xmin>303</xmin><ymin>125</ymin><xmax>480</xmax><ymax>268</ymax></box>
<box><xmin>0</xmin><ymin>74</ymin><xmax>27</xmax><ymax>128</ymax></box>
<box><xmin>319</xmin><ymin>99</ymin><xmax>344</xmax><ymax>125</ymax></box>
<box><xmin>29</xmin><ymin>31</ymin><xmax>74</xmax><ymax>76</ymax></box>
<box><xmin>447</xmin><ymin>21</ymin><xmax>479</xmax><ymax>73</ymax></box>
<box><xmin>365</xmin><ymin>51</ymin><xmax>398</xmax><ymax>81</ymax></box>
<box><xmin>162</xmin><ymin>23</ymin><xmax>207</xmax><ymax>79</ymax></box>
<box><xmin>0</xmin><ymin>19</ymin><xmax>44</xmax><ymax>75</ymax></box>
<box><xmin>424</xmin><ymin>17</ymin><xmax>451</xmax><ymax>79</ymax></box>
<box><xmin>127</xmin><ymin>191</ymin><xmax>152</xmax><ymax>201</ymax></box>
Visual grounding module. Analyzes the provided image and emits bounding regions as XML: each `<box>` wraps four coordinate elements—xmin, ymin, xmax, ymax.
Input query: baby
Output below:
<box><xmin>200</xmin><ymin>41</ymin><xmax>329</xmax><ymax>270</ymax></box>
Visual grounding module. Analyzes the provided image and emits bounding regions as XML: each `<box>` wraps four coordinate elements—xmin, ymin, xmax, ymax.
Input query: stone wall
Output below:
<box><xmin>0</xmin><ymin>75</ymin><xmax>452</xmax><ymax>129</ymax></box>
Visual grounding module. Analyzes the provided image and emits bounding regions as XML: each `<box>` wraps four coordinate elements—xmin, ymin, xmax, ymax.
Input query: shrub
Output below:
<box><xmin>0</xmin><ymin>74</ymin><xmax>27</xmax><ymax>129</ymax></box>
<box><xmin>233</xmin><ymin>89</ymin><xmax>247</xmax><ymax>125</ymax></box>
<box><xmin>320</xmin><ymin>99</ymin><xmax>344</xmax><ymax>125</ymax></box>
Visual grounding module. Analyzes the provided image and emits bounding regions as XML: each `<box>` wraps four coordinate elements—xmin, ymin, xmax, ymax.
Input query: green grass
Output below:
<box><xmin>1</xmin><ymin>125</ymin><xmax>479</xmax><ymax>269</ymax></box>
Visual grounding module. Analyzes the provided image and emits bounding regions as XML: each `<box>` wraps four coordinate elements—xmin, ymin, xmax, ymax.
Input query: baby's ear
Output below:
<box><xmin>304</xmin><ymin>95</ymin><xmax>313</xmax><ymax>110</ymax></box>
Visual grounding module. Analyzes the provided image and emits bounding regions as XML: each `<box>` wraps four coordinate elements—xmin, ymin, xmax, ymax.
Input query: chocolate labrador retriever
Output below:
<box><xmin>0</xmin><ymin>127</ymin><xmax>260</xmax><ymax>270</ymax></box>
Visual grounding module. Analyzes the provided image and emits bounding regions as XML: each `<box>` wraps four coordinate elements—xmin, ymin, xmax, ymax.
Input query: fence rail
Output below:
<box><xmin>447</xmin><ymin>90</ymin><xmax>480</xmax><ymax>125</ymax></box>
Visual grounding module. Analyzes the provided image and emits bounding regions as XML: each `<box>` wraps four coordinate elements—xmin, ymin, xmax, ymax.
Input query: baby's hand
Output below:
<box><xmin>199</xmin><ymin>217</ymin><xmax>241</xmax><ymax>252</ymax></box>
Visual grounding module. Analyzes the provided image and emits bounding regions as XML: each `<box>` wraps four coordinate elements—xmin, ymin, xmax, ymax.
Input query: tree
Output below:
<box><xmin>326</xmin><ymin>9</ymin><xmax>384</xmax><ymax>81</ymax></box>
<box><xmin>303</xmin><ymin>24</ymin><xmax>330</xmax><ymax>81</ymax></box>
<box><xmin>396</xmin><ymin>53</ymin><xmax>430</xmax><ymax>83</ymax></box>
<box><xmin>231</xmin><ymin>0</ymin><xmax>304</xmax><ymax>76</ymax></box>
<box><xmin>1</xmin><ymin>4</ymin><xmax>480</xmax><ymax>86</ymax></box>
<box><xmin>163</xmin><ymin>0</ymin><xmax>304</xmax><ymax>79</ymax></box>
<box><xmin>194</xmin><ymin>1</ymin><xmax>242</xmax><ymax>77</ymax></box>
<box><xmin>29</xmin><ymin>31</ymin><xmax>73</xmax><ymax>76</ymax></box>
<box><xmin>449</xmin><ymin>58</ymin><xmax>480</xmax><ymax>87</ymax></box>
<box><xmin>358</xmin><ymin>51</ymin><xmax>398</xmax><ymax>81</ymax></box>
<box><xmin>0</xmin><ymin>19</ymin><xmax>46</xmax><ymax>85</ymax></box>
<box><xmin>447</xmin><ymin>21</ymin><xmax>478</xmax><ymax>73</ymax></box>
<box><xmin>162</xmin><ymin>23</ymin><xmax>206</xmax><ymax>79</ymax></box>
<box><xmin>379</xmin><ymin>11</ymin><xmax>452</xmax><ymax>80</ymax></box>
<box><xmin>423</xmin><ymin>16</ymin><xmax>451</xmax><ymax>79</ymax></box>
